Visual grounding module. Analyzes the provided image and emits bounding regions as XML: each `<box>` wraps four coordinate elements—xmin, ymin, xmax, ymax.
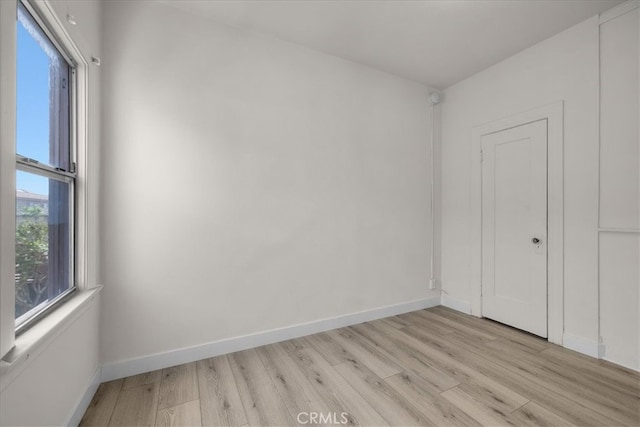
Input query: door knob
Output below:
<box><xmin>532</xmin><ymin>237</ymin><xmax>541</xmax><ymax>244</ymax></box>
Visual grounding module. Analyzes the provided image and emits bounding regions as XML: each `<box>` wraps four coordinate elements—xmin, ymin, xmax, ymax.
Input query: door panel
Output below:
<box><xmin>482</xmin><ymin>120</ymin><xmax>547</xmax><ymax>337</ymax></box>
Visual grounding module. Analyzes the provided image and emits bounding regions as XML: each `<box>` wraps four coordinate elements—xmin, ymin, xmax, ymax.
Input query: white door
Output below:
<box><xmin>481</xmin><ymin>119</ymin><xmax>548</xmax><ymax>338</ymax></box>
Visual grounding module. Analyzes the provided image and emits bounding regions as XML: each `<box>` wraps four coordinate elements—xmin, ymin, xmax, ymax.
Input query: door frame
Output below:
<box><xmin>470</xmin><ymin>101</ymin><xmax>564</xmax><ymax>345</ymax></box>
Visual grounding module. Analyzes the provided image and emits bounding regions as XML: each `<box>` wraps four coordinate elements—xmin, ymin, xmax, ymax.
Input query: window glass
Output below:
<box><xmin>15</xmin><ymin>2</ymin><xmax>75</xmax><ymax>329</ymax></box>
<box><xmin>15</xmin><ymin>171</ymin><xmax>72</xmax><ymax>325</ymax></box>
<box><xmin>17</xmin><ymin>4</ymin><xmax>70</xmax><ymax>171</ymax></box>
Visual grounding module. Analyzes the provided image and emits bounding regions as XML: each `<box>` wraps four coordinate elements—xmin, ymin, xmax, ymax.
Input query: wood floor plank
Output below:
<box><xmin>417</xmin><ymin>327</ymin><xmax>638</xmax><ymax>425</ymax></box>
<box><xmin>430</xmin><ymin>306</ymin><xmax>549</xmax><ymax>352</ymax></box>
<box><xmin>123</xmin><ymin>370</ymin><xmax>163</xmax><ymax>390</ymax></box>
<box><xmin>80</xmin><ymin>379</ymin><xmax>124</xmax><ymax>426</ymax></box>
<box><xmin>463</xmin><ymin>353</ymin><xmax>621</xmax><ymax>426</ymax></box>
<box><xmin>366</xmin><ymin>322</ymin><xmax>529</xmax><ymax>412</ymax></box>
<box><xmin>384</xmin><ymin>372</ymin><xmax>481</xmax><ymax>426</ymax></box>
<box><xmin>509</xmin><ymin>401</ymin><xmax>576</xmax><ymax>427</ymax></box>
<box><xmin>83</xmin><ymin>307</ymin><xmax>640</xmax><ymax>427</ymax></box>
<box><xmin>197</xmin><ymin>355</ymin><xmax>248</xmax><ymax>427</ymax></box>
<box><xmin>484</xmin><ymin>335</ymin><xmax>549</xmax><ymax>358</ymax></box>
<box><xmin>441</xmin><ymin>387</ymin><xmax>517</xmax><ymax>427</ymax></box>
<box><xmin>379</xmin><ymin>316</ymin><xmax>411</xmax><ymax>329</ymax></box>
<box><xmin>156</xmin><ymin>399</ymin><xmax>202</xmax><ymax>427</ymax></box>
<box><xmin>394</xmin><ymin>312</ymin><xmax>417</xmax><ymax>326</ymax></box>
<box><xmin>158</xmin><ymin>362</ymin><xmax>199</xmax><ymax>410</ymax></box>
<box><xmin>395</xmin><ymin>311</ymin><xmax>457</xmax><ymax>336</ymax></box>
<box><xmin>399</xmin><ymin>328</ymin><xmax>529</xmax><ymax>415</ymax></box>
<box><xmin>256</xmin><ymin>343</ymin><xmax>335</xmax><ymax>420</ymax></box>
<box><xmin>361</xmin><ymin>320</ymin><xmax>511</xmax><ymax>398</ymax></box>
<box><xmin>279</xmin><ymin>337</ymin><xmax>307</xmax><ymax>353</ymax></box>
<box><xmin>326</xmin><ymin>328</ymin><xmax>403</xmax><ymax>378</ymax></box>
<box><xmin>304</xmin><ymin>331</ymin><xmax>356</xmax><ymax>366</ymax></box>
<box><xmin>400</xmin><ymin>324</ymin><xmax>621</xmax><ymax>426</ymax></box>
<box><xmin>600</xmin><ymin>358</ymin><xmax>640</xmax><ymax>377</ymax></box>
<box><xmin>109</xmin><ymin>382</ymin><xmax>160</xmax><ymax>427</ymax></box>
<box><xmin>415</xmin><ymin>310</ymin><xmax>497</xmax><ymax>341</ymax></box>
<box><xmin>334</xmin><ymin>358</ymin><xmax>432</xmax><ymax>426</ymax></box>
<box><xmin>542</xmin><ymin>345</ymin><xmax>640</xmax><ymax>393</ymax></box>
<box><xmin>482</xmin><ymin>336</ymin><xmax>640</xmax><ymax>419</ymax></box>
<box><xmin>229</xmin><ymin>349</ymin><xmax>294</xmax><ymax>426</ymax></box>
<box><xmin>290</xmin><ymin>347</ymin><xmax>389</xmax><ymax>426</ymax></box>
<box><xmin>348</xmin><ymin>323</ymin><xmax>460</xmax><ymax>392</ymax></box>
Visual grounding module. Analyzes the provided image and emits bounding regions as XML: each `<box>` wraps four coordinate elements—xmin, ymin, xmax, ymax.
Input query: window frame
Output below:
<box><xmin>14</xmin><ymin>0</ymin><xmax>79</xmax><ymax>334</ymax></box>
<box><xmin>1</xmin><ymin>0</ymin><xmax>95</xmax><ymax>357</ymax></box>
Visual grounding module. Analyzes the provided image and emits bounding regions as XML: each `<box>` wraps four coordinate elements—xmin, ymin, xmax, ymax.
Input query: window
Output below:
<box><xmin>15</xmin><ymin>1</ymin><xmax>76</xmax><ymax>331</ymax></box>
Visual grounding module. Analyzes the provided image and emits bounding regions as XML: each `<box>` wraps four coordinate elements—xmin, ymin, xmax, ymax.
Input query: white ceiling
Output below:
<box><xmin>163</xmin><ymin>0</ymin><xmax>623</xmax><ymax>89</ymax></box>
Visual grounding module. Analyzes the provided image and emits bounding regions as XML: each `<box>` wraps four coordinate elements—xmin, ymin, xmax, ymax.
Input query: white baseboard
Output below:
<box><xmin>603</xmin><ymin>357</ymin><xmax>640</xmax><ymax>372</ymax></box>
<box><xmin>440</xmin><ymin>295</ymin><xmax>471</xmax><ymax>315</ymax></box>
<box><xmin>562</xmin><ymin>333</ymin><xmax>602</xmax><ymax>359</ymax></box>
<box><xmin>102</xmin><ymin>297</ymin><xmax>440</xmax><ymax>382</ymax></box>
<box><xmin>66</xmin><ymin>367</ymin><xmax>101</xmax><ymax>427</ymax></box>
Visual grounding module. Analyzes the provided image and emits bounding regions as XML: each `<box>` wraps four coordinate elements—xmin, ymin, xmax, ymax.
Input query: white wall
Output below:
<box><xmin>0</xmin><ymin>1</ymin><xmax>102</xmax><ymax>424</ymax></box>
<box><xmin>441</xmin><ymin>6</ymin><xmax>639</xmax><ymax>369</ymax></box>
<box><xmin>0</xmin><ymin>296</ymin><xmax>100</xmax><ymax>426</ymax></box>
<box><xmin>598</xmin><ymin>6</ymin><xmax>639</xmax><ymax>371</ymax></box>
<box><xmin>100</xmin><ymin>1</ymin><xmax>436</xmax><ymax>368</ymax></box>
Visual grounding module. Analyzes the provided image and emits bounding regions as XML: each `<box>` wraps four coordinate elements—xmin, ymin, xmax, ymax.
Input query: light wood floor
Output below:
<box><xmin>80</xmin><ymin>306</ymin><xmax>640</xmax><ymax>426</ymax></box>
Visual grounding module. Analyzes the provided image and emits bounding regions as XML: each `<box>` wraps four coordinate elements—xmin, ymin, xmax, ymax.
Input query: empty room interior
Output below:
<box><xmin>0</xmin><ymin>0</ymin><xmax>639</xmax><ymax>425</ymax></box>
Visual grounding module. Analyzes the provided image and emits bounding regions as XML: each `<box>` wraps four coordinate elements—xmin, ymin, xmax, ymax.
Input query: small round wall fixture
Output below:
<box><xmin>428</xmin><ymin>92</ymin><xmax>441</xmax><ymax>105</ymax></box>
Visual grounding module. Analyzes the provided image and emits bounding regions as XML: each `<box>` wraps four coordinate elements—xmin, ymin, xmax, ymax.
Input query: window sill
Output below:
<box><xmin>0</xmin><ymin>285</ymin><xmax>102</xmax><ymax>391</ymax></box>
